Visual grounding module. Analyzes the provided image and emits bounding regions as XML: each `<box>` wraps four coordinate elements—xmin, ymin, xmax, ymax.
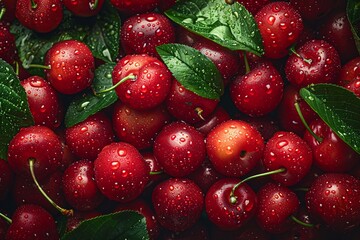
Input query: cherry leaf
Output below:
<box><xmin>347</xmin><ymin>0</ymin><xmax>360</xmax><ymax>54</ymax></box>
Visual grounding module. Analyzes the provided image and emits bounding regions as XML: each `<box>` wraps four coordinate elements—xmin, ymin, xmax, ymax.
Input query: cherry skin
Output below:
<box><xmin>153</xmin><ymin>121</ymin><xmax>206</xmax><ymax>177</ymax></box>
<box><xmin>255</xmin><ymin>1</ymin><xmax>303</xmax><ymax>59</ymax></box>
<box><xmin>112</xmin><ymin>54</ymin><xmax>172</xmax><ymax>110</ymax></box>
<box><xmin>205</xmin><ymin>178</ymin><xmax>257</xmax><ymax>230</ymax></box>
<box><xmin>158</xmin><ymin>0</ymin><xmax>176</xmax><ymax>12</ymax></box>
<box><xmin>65</xmin><ymin>112</ymin><xmax>114</xmax><ymax>161</ymax></box>
<box><xmin>152</xmin><ymin>178</ymin><xmax>204</xmax><ymax>232</ymax></box>
<box><xmin>285</xmin><ymin>39</ymin><xmax>341</xmax><ymax>88</ymax></box>
<box><xmin>303</xmin><ymin>118</ymin><xmax>359</xmax><ymax>173</ymax></box>
<box><xmin>63</xmin><ymin>0</ymin><xmax>105</xmax><ymax>17</ymax></box>
<box><xmin>289</xmin><ymin>0</ymin><xmax>339</xmax><ymax>21</ymax></box>
<box><xmin>5</xmin><ymin>204</ymin><xmax>59</xmax><ymax>240</ymax></box>
<box><xmin>338</xmin><ymin>56</ymin><xmax>360</xmax><ymax>97</ymax></box>
<box><xmin>305</xmin><ymin>173</ymin><xmax>360</xmax><ymax>231</ymax></box>
<box><xmin>189</xmin><ymin>160</ymin><xmax>224</xmax><ymax>193</ymax></box>
<box><xmin>230</xmin><ymin>63</ymin><xmax>284</xmax><ymax>116</ymax></box>
<box><xmin>94</xmin><ymin>142</ymin><xmax>149</xmax><ymax>202</ymax></box>
<box><xmin>110</xmin><ymin>0</ymin><xmax>158</xmax><ymax>15</ymax></box>
<box><xmin>256</xmin><ymin>183</ymin><xmax>300</xmax><ymax>234</ymax></box>
<box><xmin>263</xmin><ymin>131</ymin><xmax>313</xmax><ymax>186</ymax></box>
<box><xmin>121</xmin><ymin>12</ymin><xmax>175</xmax><ymax>57</ymax></box>
<box><xmin>112</xmin><ymin>101</ymin><xmax>171</xmax><ymax>150</ymax></box>
<box><xmin>21</xmin><ymin>76</ymin><xmax>63</xmax><ymax>129</ymax></box>
<box><xmin>45</xmin><ymin>39</ymin><xmax>95</xmax><ymax>95</ymax></box>
<box><xmin>206</xmin><ymin>120</ymin><xmax>264</xmax><ymax>177</ymax></box>
<box><xmin>243</xmin><ymin>115</ymin><xmax>279</xmax><ymax>141</ymax></box>
<box><xmin>62</xmin><ymin>160</ymin><xmax>104</xmax><ymax>211</ymax></box>
<box><xmin>194</xmin><ymin>106</ymin><xmax>230</xmax><ymax>137</ymax></box>
<box><xmin>141</xmin><ymin>151</ymin><xmax>164</xmax><ymax>185</ymax></box>
<box><xmin>0</xmin><ymin>22</ymin><xmax>16</xmax><ymax>64</ymax></box>
<box><xmin>15</xmin><ymin>0</ymin><xmax>63</xmax><ymax>33</ymax></box>
<box><xmin>0</xmin><ymin>159</ymin><xmax>13</xmax><ymax>200</ymax></box>
<box><xmin>7</xmin><ymin>126</ymin><xmax>63</xmax><ymax>181</ymax></box>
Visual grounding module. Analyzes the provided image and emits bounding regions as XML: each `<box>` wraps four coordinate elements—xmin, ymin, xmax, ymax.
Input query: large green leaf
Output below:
<box><xmin>347</xmin><ymin>0</ymin><xmax>360</xmax><ymax>54</ymax></box>
<box><xmin>64</xmin><ymin>63</ymin><xmax>117</xmax><ymax>127</ymax></box>
<box><xmin>300</xmin><ymin>84</ymin><xmax>360</xmax><ymax>154</ymax></box>
<box><xmin>157</xmin><ymin>43</ymin><xmax>223</xmax><ymax>99</ymax></box>
<box><xmin>61</xmin><ymin>211</ymin><xmax>149</xmax><ymax>240</ymax></box>
<box><xmin>165</xmin><ymin>0</ymin><xmax>264</xmax><ymax>55</ymax></box>
<box><xmin>0</xmin><ymin>60</ymin><xmax>34</xmax><ymax>159</ymax></box>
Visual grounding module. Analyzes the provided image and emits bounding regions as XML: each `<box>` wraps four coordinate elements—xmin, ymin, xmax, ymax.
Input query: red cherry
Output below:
<box><xmin>110</xmin><ymin>0</ymin><xmax>158</xmax><ymax>15</ymax></box>
<box><xmin>194</xmin><ymin>106</ymin><xmax>230</xmax><ymax>137</ymax></box>
<box><xmin>189</xmin><ymin>160</ymin><xmax>224</xmax><ymax>193</ymax></box>
<box><xmin>0</xmin><ymin>0</ymin><xmax>16</xmax><ymax>23</ymax></box>
<box><xmin>63</xmin><ymin>0</ymin><xmax>105</xmax><ymax>17</ymax></box>
<box><xmin>243</xmin><ymin>115</ymin><xmax>280</xmax><ymax>141</ymax></box>
<box><xmin>338</xmin><ymin>56</ymin><xmax>360</xmax><ymax>97</ymax></box>
<box><xmin>0</xmin><ymin>22</ymin><xmax>16</xmax><ymax>64</ymax></box>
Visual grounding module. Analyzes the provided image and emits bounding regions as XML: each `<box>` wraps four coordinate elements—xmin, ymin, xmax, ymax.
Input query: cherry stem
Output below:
<box><xmin>14</xmin><ymin>61</ymin><xmax>20</xmax><ymax>76</ymax></box>
<box><xmin>96</xmin><ymin>74</ymin><xmax>136</xmax><ymax>95</ymax></box>
<box><xmin>31</xmin><ymin>0</ymin><xmax>38</xmax><ymax>9</ymax></box>
<box><xmin>293</xmin><ymin>187</ymin><xmax>309</xmax><ymax>192</ymax></box>
<box><xmin>195</xmin><ymin>107</ymin><xmax>206</xmax><ymax>121</ymax></box>
<box><xmin>291</xmin><ymin>215</ymin><xmax>315</xmax><ymax>228</ymax></box>
<box><xmin>28</xmin><ymin>64</ymin><xmax>51</xmax><ymax>70</ymax></box>
<box><xmin>89</xmin><ymin>0</ymin><xmax>99</xmax><ymax>10</ymax></box>
<box><xmin>289</xmin><ymin>46</ymin><xmax>312</xmax><ymax>65</ymax></box>
<box><xmin>149</xmin><ymin>171</ymin><xmax>163</xmax><ymax>175</ymax></box>
<box><xmin>294</xmin><ymin>102</ymin><xmax>323</xmax><ymax>143</ymax></box>
<box><xmin>243</xmin><ymin>52</ymin><xmax>250</xmax><ymax>74</ymax></box>
<box><xmin>0</xmin><ymin>212</ymin><xmax>12</xmax><ymax>224</ymax></box>
<box><xmin>0</xmin><ymin>8</ymin><xmax>6</xmax><ymax>21</ymax></box>
<box><xmin>230</xmin><ymin>168</ymin><xmax>286</xmax><ymax>204</ymax></box>
<box><xmin>29</xmin><ymin>159</ymin><xmax>73</xmax><ymax>217</ymax></box>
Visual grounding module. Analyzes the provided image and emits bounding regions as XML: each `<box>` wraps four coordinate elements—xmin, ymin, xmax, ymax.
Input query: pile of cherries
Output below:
<box><xmin>1</xmin><ymin>0</ymin><xmax>360</xmax><ymax>239</ymax></box>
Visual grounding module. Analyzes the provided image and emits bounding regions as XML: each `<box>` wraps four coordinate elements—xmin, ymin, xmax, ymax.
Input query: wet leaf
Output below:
<box><xmin>61</xmin><ymin>211</ymin><xmax>149</xmax><ymax>240</ymax></box>
<box><xmin>165</xmin><ymin>0</ymin><xmax>264</xmax><ymax>55</ymax></box>
<box><xmin>157</xmin><ymin>43</ymin><xmax>223</xmax><ymax>99</ymax></box>
<box><xmin>300</xmin><ymin>84</ymin><xmax>360</xmax><ymax>154</ymax></box>
<box><xmin>0</xmin><ymin>60</ymin><xmax>34</xmax><ymax>159</ymax></box>
<box><xmin>347</xmin><ymin>0</ymin><xmax>360</xmax><ymax>54</ymax></box>
<box><xmin>65</xmin><ymin>63</ymin><xmax>117</xmax><ymax>127</ymax></box>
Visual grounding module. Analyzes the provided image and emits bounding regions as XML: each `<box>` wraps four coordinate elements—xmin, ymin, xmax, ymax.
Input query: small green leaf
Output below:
<box><xmin>0</xmin><ymin>60</ymin><xmax>34</xmax><ymax>159</ymax></box>
<box><xmin>84</xmin><ymin>1</ymin><xmax>121</xmax><ymax>62</ymax></box>
<box><xmin>64</xmin><ymin>63</ymin><xmax>117</xmax><ymax>127</ymax></box>
<box><xmin>61</xmin><ymin>211</ymin><xmax>149</xmax><ymax>240</ymax></box>
<box><xmin>165</xmin><ymin>0</ymin><xmax>264</xmax><ymax>55</ymax></box>
<box><xmin>300</xmin><ymin>84</ymin><xmax>360</xmax><ymax>154</ymax></box>
<box><xmin>347</xmin><ymin>0</ymin><xmax>360</xmax><ymax>54</ymax></box>
<box><xmin>157</xmin><ymin>43</ymin><xmax>223</xmax><ymax>99</ymax></box>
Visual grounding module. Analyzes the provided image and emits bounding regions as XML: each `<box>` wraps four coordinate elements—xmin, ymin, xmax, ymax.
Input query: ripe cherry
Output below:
<box><xmin>15</xmin><ymin>0</ymin><xmax>63</xmax><ymax>33</ymax></box>
<box><xmin>194</xmin><ymin>106</ymin><xmax>230</xmax><ymax>136</ymax></box>
<box><xmin>94</xmin><ymin>142</ymin><xmax>149</xmax><ymax>202</ymax></box>
<box><xmin>0</xmin><ymin>159</ymin><xmax>13</xmax><ymax>200</ymax></box>
<box><xmin>255</xmin><ymin>1</ymin><xmax>303</xmax><ymax>59</ymax></box>
<box><xmin>338</xmin><ymin>56</ymin><xmax>360</xmax><ymax>97</ymax></box>
<box><xmin>154</xmin><ymin>121</ymin><xmax>206</xmax><ymax>177</ymax></box>
<box><xmin>152</xmin><ymin>178</ymin><xmax>204</xmax><ymax>232</ymax></box>
<box><xmin>0</xmin><ymin>22</ymin><xmax>16</xmax><ymax>64</ymax></box>
<box><xmin>45</xmin><ymin>39</ymin><xmax>95</xmax><ymax>94</ymax></box>
<box><xmin>189</xmin><ymin>160</ymin><xmax>224</xmax><ymax>193</ymax></box>
<box><xmin>206</xmin><ymin>120</ymin><xmax>264</xmax><ymax>177</ymax></box>
<box><xmin>110</xmin><ymin>0</ymin><xmax>158</xmax><ymax>15</ymax></box>
<box><xmin>121</xmin><ymin>13</ymin><xmax>175</xmax><ymax>57</ymax></box>
<box><xmin>63</xmin><ymin>0</ymin><xmax>105</xmax><ymax>17</ymax></box>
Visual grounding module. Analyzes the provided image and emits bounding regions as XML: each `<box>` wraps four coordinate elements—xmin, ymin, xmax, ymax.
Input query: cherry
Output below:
<box><xmin>111</xmin><ymin>54</ymin><xmax>172</xmax><ymax>110</ymax></box>
<box><xmin>305</xmin><ymin>173</ymin><xmax>360</xmax><ymax>231</ymax></box>
<box><xmin>153</xmin><ymin>121</ymin><xmax>206</xmax><ymax>177</ymax></box>
<box><xmin>7</xmin><ymin>125</ymin><xmax>63</xmax><ymax>181</ymax></box>
<box><xmin>0</xmin><ymin>0</ymin><xmax>16</xmax><ymax>23</ymax></box>
<box><xmin>65</xmin><ymin>111</ymin><xmax>114</xmax><ymax>161</ymax></box>
<box><xmin>141</xmin><ymin>151</ymin><xmax>164</xmax><ymax>184</ymax></box>
<box><xmin>158</xmin><ymin>0</ymin><xmax>177</xmax><ymax>12</ymax></box>
<box><xmin>206</xmin><ymin>120</ymin><xmax>264</xmax><ymax>177</ymax></box>
<box><xmin>152</xmin><ymin>178</ymin><xmax>203</xmax><ymax>232</ymax></box>
<box><xmin>63</xmin><ymin>0</ymin><xmax>105</xmax><ymax>17</ymax></box>
<box><xmin>236</xmin><ymin>0</ymin><xmax>270</xmax><ymax>15</ymax></box>
<box><xmin>21</xmin><ymin>76</ymin><xmax>63</xmax><ymax>129</ymax></box>
<box><xmin>0</xmin><ymin>159</ymin><xmax>13</xmax><ymax>200</ymax></box>
<box><xmin>289</xmin><ymin>0</ymin><xmax>339</xmax><ymax>21</ymax></box>
<box><xmin>338</xmin><ymin>56</ymin><xmax>360</xmax><ymax>97</ymax></box>
<box><xmin>205</xmin><ymin>178</ymin><xmax>257</xmax><ymax>230</ymax></box>
<box><xmin>303</xmin><ymin>118</ymin><xmax>359</xmax><ymax>173</ymax></box>
<box><xmin>230</xmin><ymin>62</ymin><xmax>284</xmax><ymax>116</ymax></box>
<box><xmin>242</xmin><ymin>115</ymin><xmax>279</xmax><ymax>141</ymax></box>
<box><xmin>5</xmin><ymin>204</ymin><xmax>59</xmax><ymax>240</ymax></box>
<box><xmin>121</xmin><ymin>13</ymin><xmax>175</xmax><ymax>57</ymax></box>
<box><xmin>0</xmin><ymin>22</ymin><xmax>16</xmax><ymax>65</ymax></box>
<box><xmin>285</xmin><ymin>39</ymin><xmax>341</xmax><ymax>88</ymax></box>
<box><xmin>255</xmin><ymin>1</ymin><xmax>303</xmax><ymax>59</ymax></box>
<box><xmin>44</xmin><ymin>39</ymin><xmax>95</xmax><ymax>95</ymax></box>
<box><xmin>189</xmin><ymin>160</ymin><xmax>224</xmax><ymax>193</ymax></box>
<box><xmin>263</xmin><ymin>131</ymin><xmax>313</xmax><ymax>186</ymax></box>
<box><xmin>112</xmin><ymin>101</ymin><xmax>171</xmax><ymax>150</ymax></box>
<box><xmin>15</xmin><ymin>0</ymin><xmax>63</xmax><ymax>33</ymax></box>
<box><xmin>110</xmin><ymin>0</ymin><xmax>158</xmax><ymax>15</ymax></box>
<box><xmin>166</xmin><ymin>80</ymin><xmax>219</xmax><ymax>124</ymax></box>
<box><xmin>94</xmin><ymin>142</ymin><xmax>149</xmax><ymax>202</ymax></box>
<box><xmin>194</xmin><ymin>106</ymin><xmax>230</xmax><ymax>137</ymax></box>
<box><xmin>62</xmin><ymin>160</ymin><xmax>104</xmax><ymax>211</ymax></box>
<box><xmin>256</xmin><ymin>183</ymin><xmax>300</xmax><ymax>233</ymax></box>
<box><xmin>175</xmin><ymin>26</ymin><xmax>202</xmax><ymax>47</ymax></box>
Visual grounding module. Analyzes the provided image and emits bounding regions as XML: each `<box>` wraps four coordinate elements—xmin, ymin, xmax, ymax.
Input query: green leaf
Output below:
<box><xmin>84</xmin><ymin>1</ymin><xmax>121</xmax><ymax>62</ymax></box>
<box><xmin>347</xmin><ymin>0</ymin><xmax>360</xmax><ymax>54</ymax></box>
<box><xmin>165</xmin><ymin>0</ymin><xmax>264</xmax><ymax>55</ymax></box>
<box><xmin>157</xmin><ymin>43</ymin><xmax>223</xmax><ymax>99</ymax></box>
<box><xmin>64</xmin><ymin>63</ymin><xmax>117</xmax><ymax>127</ymax></box>
<box><xmin>300</xmin><ymin>84</ymin><xmax>360</xmax><ymax>154</ymax></box>
<box><xmin>61</xmin><ymin>211</ymin><xmax>149</xmax><ymax>240</ymax></box>
<box><xmin>0</xmin><ymin>60</ymin><xmax>34</xmax><ymax>159</ymax></box>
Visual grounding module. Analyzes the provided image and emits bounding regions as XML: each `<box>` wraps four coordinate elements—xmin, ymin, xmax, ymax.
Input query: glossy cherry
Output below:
<box><xmin>110</xmin><ymin>0</ymin><xmax>158</xmax><ymax>15</ymax></box>
<box><xmin>63</xmin><ymin>0</ymin><xmax>105</xmax><ymax>17</ymax></box>
<box><xmin>0</xmin><ymin>22</ymin><xmax>16</xmax><ymax>64</ymax></box>
<box><xmin>338</xmin><ymin>56</ymin><xmax>360</xmax><ymax>97</ymax></box>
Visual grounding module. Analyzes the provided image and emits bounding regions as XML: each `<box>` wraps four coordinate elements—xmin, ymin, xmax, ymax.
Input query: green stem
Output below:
<box><xmin>28</xmin><ymin>64</ymin><xmax>51</xmax><ymax>70</ymax></box>
<box><xmin>291</xmin><ymin>215</ymin><xmax>315</xmax><ymax>228</ymax></box>
<box><xmin>230</xmin><ymin>168</ymin><xmax>286</xmax><ymax>204</ymax></box>
<box><xmin>243</xmin><ymin>52</ymin><xmax>250</xmax><ymax>74</ymax></box>
<box><xmin>294</xmin><ymin>102</ymin><xmax>323</xmax><ymax>143</ymax></box>
<box><xmin>96</xmin><ymin>74</ymin><xmax>136</xmax><ymax>95</ymax></box>
<box><xmin>289</xmin><ymin>46</ymin><xmax>312</xmax><ymax>65</ymax></box>
<box><xmin>149</xmin><ymin>171</ymin><xmax>163</xmax><ymax>175</ymax></box>
<box><xmin>195</xmin><ymin>107</ymin><xmax>205</xmax><ymax>121</ymax></box>
<box><xmin>29</xmin><ymin>159</ymin><xmax>73</xmax><ymax>217</ymax></box>
<box><xmin>14</xmin><ymin>61</ymin><xmax>19</xmax><ymax>76</ymax></box>
<box><xmin>0</xmin><ymin>8</ymin><xmax>6</xmax><ymax>21</ymax></box>
<box><xmin>0</xmin><ymin>212</ymin><xmax>12</xmax><ymax>224</ymax></box>
<box><xmin>89</xmin><ymin>0</ymin><xmax>99</xmax><ymax>10</ymax></box>
<box><xmin>31</xmin><ymin>0</ymin><xmax>38</xmax><ymax>9</ymax></box>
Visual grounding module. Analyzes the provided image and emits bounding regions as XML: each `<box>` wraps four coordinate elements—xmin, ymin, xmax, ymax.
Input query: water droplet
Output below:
<box><xmin>267</xmin><ymin>16</ymin><xmax>276</xmax><ymax>25</ymax></box>
<box><xmin>118</xmin><ymin>149</ymin><xmax>127</xmax><ymax>157</ymax></box>
<box><xmin>277</xmin><ymin>140</ymin><xmax>288</xmax><ymax>148</ymax></box>
<box><xmin>111</xmin><ymin>161</ymin><xmax>120</xmax><ymax>170</ymax></box>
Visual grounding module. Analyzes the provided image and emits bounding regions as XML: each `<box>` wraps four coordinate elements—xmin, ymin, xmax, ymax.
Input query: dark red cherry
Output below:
<box><xmin>45</xmin><ymin>39</ymin><xmax>95</xmax><ymax>94</ymax></box>
<box><xmin>141</xmin><ymin>151</ymin><xmax>164</xmax><ymax>184</ymax></box>
<box><xmin>175</xmin><ymin>26</ymin><xmax>202</xmax><ymax>47</ymax></box>
<box><xmin>189</xmin><ymin>160</ymin><xmax>224</xmax><ymax>193</ymax></box>
<box><xmin>152</xmin><ymin>178</ymin><xmax>204</xmax><ymax>232</ymax></box>
<box><xmin>15</xmin><ymin>0</ymin><xmax>63</xmax><ymax>33</ymax></box>
<box><xmin>0</xmin><ymin>0</ymin><xmax>16</xmax><ymax>23</ymax></box>
<box><xmin>161</xmin><ymin>221</ymin><xmax>209</xmax><ymax>240</ymax></box>
<box><xmin>0</xmin><ymin>22</ymin><xmax>16</xmax><ymax>64</ymax></box>
<box><xmin>338</xmin><ymin>56</ymin><xmax>360</xmax><ymax>97</ymax></box>
<box><xmin>158</xmin><ymin>0</ymin><xmax>176</xmax><ymax>12</ymax></box>
<box><xmin>243</xmin><ymin>115</ymin><xmax>280</xmax><ymax>141</ymax></box>
<box><xmin>63</xmin><ymin>0</ymin><xmax>105</xmax><ymax>17</ymax></box>
<box><xmin>289</xmin><ymin>0</ymin><xmax>339</xmax><ymax>21</ymax></box>
<box><xmin>195</xmin><ymin>106</ymin><xmax>230</xmax><ymax>137</ymax></box>
<box><xmin>110</xmin><ymin>0</ymin><xmax>158</xmax><ymax>15</ymax></box>
<box><xmin>0</xmin><ymin>159</ymin><xmax>13</xmax><ymax>200</ymax></box>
